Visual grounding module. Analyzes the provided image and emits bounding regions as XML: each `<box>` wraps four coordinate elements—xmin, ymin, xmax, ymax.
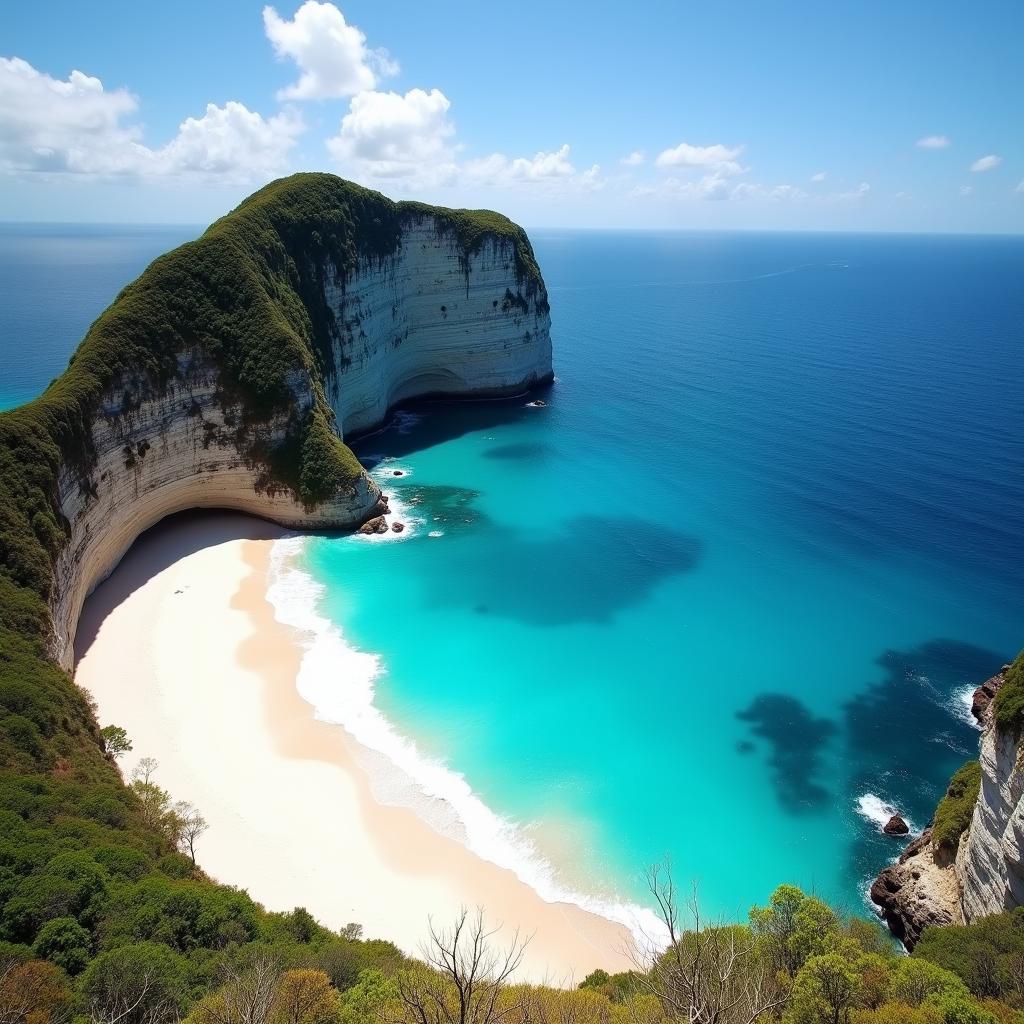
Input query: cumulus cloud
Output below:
<box><xmin>633</xmin><ymin>174</ymin><xmax>867</xmax><ymax>205</ymax></box>
<box><xmin>810</xmin><ymin>171</ymin><xmax>827</xmax><ymax>183</ymax></box>
<box><xmin>621</xmin><ymin>150</ymin><xmax>645</xmax><ymax>166</ymax></box>
<box><xmin>263</xmin><ymin>2</ymin><xmax>397</xmax><ymax>100</ymax></box>
<box><xmin>970</xmin><ymin>154</ymin><xmax>1001</xmax><ymax>173</ymax></box>
<box><xmin>654</xmin><ymin>141</ymin><xmax>744</xmax><ymax>175</ymax></box>
<box><xmin>464</xmin><ymin>145</ymin><xmax>601</xmax><ymax>190</ymax></box>
<box><xmin>327</xmin><ymin>88</ymin><xmax>455</xmax><ymax>180</ymax></box>
<box><xmin>0</xmin><ymin>57</ymin><xmax>302</xmax><ymax>180</ymax></box>
<box><xmin>917</xmin><ymin>134</ymin><xmax>950</xmax><ymax>149</ymax></box>
<box><xmin>732</xmin><ymin>181</ymin><xmax>808</xmax><ymax>201</ymax></box>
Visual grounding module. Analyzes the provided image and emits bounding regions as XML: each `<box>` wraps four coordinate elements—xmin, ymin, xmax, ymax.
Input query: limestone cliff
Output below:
<box><xmin>871</xmin><ymin>660</ymin><xmax>1024</xmax><ymax>946</ymax></box>
<box><xmin>0</xmin><ymin>173</ymin><xmax>552</xmax><ymax>672</ymax></box>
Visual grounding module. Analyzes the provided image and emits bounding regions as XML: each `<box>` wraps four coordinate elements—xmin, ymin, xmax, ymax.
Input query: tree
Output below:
<box><xmin>393</xmin><ymin>908</ymin><xmax>528</xmax><ymax>1024</ymax></box>
<box><xmin>890</xmin><ymin>959</ymin><xmax>970</xmax><ymax>1007</ymax></box>
<box><xmin>188</xmin><ymin>954</ymin><xmax>281</xmax><ymax>1024</ymax></box>
<box><xmin>787</xmin><ymin>953</ymin><xmax>860</xmax><ymax>1024</ymax></box>
<box><xmin>270</xmin><ymin>970</ymin><xmax>338</xmax><ymax>1024</ymax></box>
<box><xmin>81</xmin><ymin>943</ymin><xmax>187</xmax><ymax>1024</ymax></box>
<box><xmin>632</xmin><ymin>862</ymin><xmax>788</xmax><ymax>1024</ymax></box>
<box><xmin>337</xmin><ymin>970</ymin><xmax>397</xmax><ymax>1024</ymax></box>
<box><xmin>749</xmin><ymin>885</ymin><xmax>838</xmax><ymax>976</ymax></box>
<box><xmin>132</xmin><ymin>758</ymin><xmax>159</xmax><ymax>785</ymax></box>
<box><xmin>99</xmin><ymin>726</ymin><xmax>132</xmax><ymax>760</ymax></box>
<box><xmin>32</xmin><ymin>917</ymin><xmax>91</xmax><ymax>975</ymax></box>
<box><xmin>173</xmin><ymin>802</ymin><xmax>208</xmax><ymax>865</ymax></box>
<box><xmin>0</xmin><ymin>958</ymin><xmax>72</xmax><ymax>1024</ymax></box>
<box><xmin>341</xmin><ymin>924</ymin><xmax>363</xmax><ymax>942</ymax></box>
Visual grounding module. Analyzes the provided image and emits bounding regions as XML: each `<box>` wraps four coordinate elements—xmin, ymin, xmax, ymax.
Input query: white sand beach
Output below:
<box><xmin>74</xmin><ymin>513</ymin><xmax>634</xmax><ymax>983</ymax></box>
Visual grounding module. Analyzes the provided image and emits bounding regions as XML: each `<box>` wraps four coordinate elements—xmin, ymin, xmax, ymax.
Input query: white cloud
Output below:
<box><xmin>0</xmin><ymin>57</ymin><xmax>302</xmax><ymax>180</ymax></box>
<box><xmin>621</xmin><ymin>150</ymin><xmax>645</xmax><ymax>167</ymax></box>
<box><xmin>732</xmin><ymin>181</ymin><xmax>808</xmax><ymax>201</ymax></box>
<box><xmin>327</xmin><ymin>88</ymin><xmax>454</xmax><ymax>179</ymax></box>
<box><xmin>157</xmin><ymin>102</ymin><xmax>304</xmax><ymax>179</ymax></box>
<box><xmin>0</xmin><ymin>56</ymin><xmax>142</xmax><ymax>174</ymax></box>
<box><xmin>263</xmin><ymin>1</ymin><xmax>397</xmax><ymax>100</ymax></box>
<box><xmin>655</xmin><ymin>141</ymin><xmax>745</xmax><ymax>175</ymax></box>
<box><xmin>970</xmin><ymin>154</ymin><xmax>1001</xmax><ymax>173</ymax></box>
<box><xmin>466</xmin><ymin>144</ymin><xmax>602</xmax><ymax>191</ymax></box>
<box><xmin>810</xmin><ymin>171</ymin><xmax>827</xmax><ymax>182</ymax></box>
<box><xmin>917</xmin><ymin>135</ymin><xmax>950</xmax><ymax>149</ymax></box>
<box><xmin>960</xmin><ymin>184</ymin><xmax>974</xmax><ymax>196</ymax></box>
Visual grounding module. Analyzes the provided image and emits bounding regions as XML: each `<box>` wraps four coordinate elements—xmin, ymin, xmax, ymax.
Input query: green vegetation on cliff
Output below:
<box><xmin>993</xmin><ymin>654</ymin><xmax>1024</xmax><ymax>735</ymax></box>
<box><xmin>933</xmin><ymin>761</ymin><xmax>983</xmax><ymax>858</ymax></box>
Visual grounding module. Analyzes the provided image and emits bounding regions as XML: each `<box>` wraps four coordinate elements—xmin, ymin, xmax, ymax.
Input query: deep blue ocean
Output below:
<box><xmin>4</xmin><ymin>224</ymin><xmax>1022</xmax><ymax>923</ymax></box>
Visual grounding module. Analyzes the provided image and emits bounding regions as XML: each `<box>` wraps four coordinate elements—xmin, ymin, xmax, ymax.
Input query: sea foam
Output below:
<box><xmin>265</xmin><ymin>534</ymin><xmax>664</xmax><ymax>946</ymax></box>
<box><xmin>855</xmin><ymin>793</ymin><xmax>915</xmax><ymax>835</ymax></box>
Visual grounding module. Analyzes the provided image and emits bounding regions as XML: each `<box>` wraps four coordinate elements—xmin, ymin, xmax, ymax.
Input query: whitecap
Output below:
<box><xmin>855</xmin><ymin>793</ymin><xmax>915</xmax><ymax>835</ymax></box>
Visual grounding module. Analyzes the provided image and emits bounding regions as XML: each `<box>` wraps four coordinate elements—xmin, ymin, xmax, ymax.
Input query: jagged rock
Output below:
<box><xmin>393</xmin><ymin>470</ymin><xmax>404</xmax><ymax>476</ymax></box>
<box><xmin>358</xmin><ymin>516</ymin><xmax>388</xmax><ymax>535</ymax></box>
<box><xmin>971</xmin><ymin>667</ymin><xmax>1009</xmax><ymax>724</ymax></box>
<box><xmin>870</xmin><ymin>828</ymin><xmax>962</xmax><ymax>948</ymax></box>
<box><xmin>884</xmin><ymin>815</ymin><xmax>910</xmax><ymax>836</ymax></box>
<box><xmin>391</xmin><ymin>521</ymin><xmax>405</xmax><ymax>533</ymax></box>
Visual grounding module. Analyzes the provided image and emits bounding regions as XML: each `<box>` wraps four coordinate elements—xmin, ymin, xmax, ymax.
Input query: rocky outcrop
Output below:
<box><xmin>0</xmin><ymin>174</ymin><xmax>552</xmax><ymax>672</ymax></box>
<box><xmin>972</xmin><ymin>668</ymin><xmax>1009</xmax><ymax>725</ymax></box>
<box><xmin>870</xmin><ymin>663</ymin><xmax>1024</xmax><ymax>946</ymax></box>
<box><xmin>884</xmin><ymin>815</ymin><xmax>910</xmax><ymax>836</ymax></box>
<box><xmin>870</xmin><ymin>829</ymin><xmax>963</xmax><ymax>948</ymax></box>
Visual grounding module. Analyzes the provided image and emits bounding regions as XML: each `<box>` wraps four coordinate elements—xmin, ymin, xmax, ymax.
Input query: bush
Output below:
<box><xmin>933</xmin><ymin>762</ymin><xmax>983</xmax><ymax>859</ymax></box>
<box><xmin>32</xmin><ymin>917</ymin><xmax>91</xmax><ymax>975</ymax></box>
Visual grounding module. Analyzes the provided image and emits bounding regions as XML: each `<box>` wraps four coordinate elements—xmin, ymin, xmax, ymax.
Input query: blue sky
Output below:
<box><xmin>3</xmin><ymin>0</ymin><xmax>1022</xmax><ymax>231</ymax></box>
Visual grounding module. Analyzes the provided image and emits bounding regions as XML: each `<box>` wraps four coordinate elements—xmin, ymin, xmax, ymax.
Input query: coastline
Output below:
<box><xmin>74</xmin><ymin>512</ymin><xmax>635</xmax><ymax>982</ymax></box>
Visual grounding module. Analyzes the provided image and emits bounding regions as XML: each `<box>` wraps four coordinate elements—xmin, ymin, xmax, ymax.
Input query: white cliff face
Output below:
<box><xmin>957</xmin><ymin>724</ymin><xmax>1024</xmax><ymax>920</ymax></box>
<box><xmin>50</xmin><ymin>354</ymin><xmax>381</xmax><ymax>671</ymax></box>
<box><xmin>322</xmin><ymin>216</ymin><xmax>552</xmax><ymax>437</ymax></box>
<box><xmin>53</xmin><ymin>216</ymin><xmax>552</xmax><ymax>671</ymax></box>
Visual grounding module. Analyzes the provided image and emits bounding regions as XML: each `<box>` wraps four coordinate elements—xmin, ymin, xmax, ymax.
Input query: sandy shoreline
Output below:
<box><xmin>74</xmin><ymin>513</ymin><xmax>634</xmax><ymax>982</ymax></box>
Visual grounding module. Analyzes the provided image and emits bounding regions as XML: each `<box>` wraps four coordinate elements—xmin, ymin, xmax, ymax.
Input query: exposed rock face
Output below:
<box><xmin>870</xmin><ymin>829</ymin><xmax>963</xmax><ymax>948</ymax></box>
<box><xmin>884</xmin><ymin>815</ymin><xmax>910</xmax><ymax>836</ymax></box>
<box><xmin>972</xmin><ymin>668</ymin><xmax>1009</xmax><ymax>724</ymax></box>
<box><xmin>35</xmin><ymin>186</ymin><xmax>551</xmax><ymax>671</ymax></box>
<box><xmin>956</xmin><ymin>714</ymin><xmax>1024</xmax><ymax>921</ymax></box>
<box><xmin>322</xmin><ymin>217</ymin><xmax>551</xmax><ymax>437</ymax></box>
<box><xmin>49</xmin><ymin>358</ymin><xmax>386</xmax><ymax>670</ymax></box>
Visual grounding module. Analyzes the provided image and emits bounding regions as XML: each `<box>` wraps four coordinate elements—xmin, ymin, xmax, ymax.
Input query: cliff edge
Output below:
<box><xmin>872</xmin><ymin>656</ymin><xmax>1024</xmax><ymax>947</ymax></box>
<box><xmin>0</xmin><ymin>173</ymin><xmax>552</xmax><ymax>671</ymax></box>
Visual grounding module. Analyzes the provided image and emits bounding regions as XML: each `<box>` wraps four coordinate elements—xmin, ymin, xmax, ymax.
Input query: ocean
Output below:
<box><xmin>4</xmin><ymin>224</ymin><xmax>1022</xmax><ymax>928</ymax></box>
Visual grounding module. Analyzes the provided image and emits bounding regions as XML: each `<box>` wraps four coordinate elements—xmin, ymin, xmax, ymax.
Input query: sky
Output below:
<box><xmin>2</xmin><ymin>0</ymin><xmax>1023</xmax><ymax>231</ymax></box>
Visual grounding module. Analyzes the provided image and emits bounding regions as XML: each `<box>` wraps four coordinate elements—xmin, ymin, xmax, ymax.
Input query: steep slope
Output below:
<box><xmin>872</xmin><ymin>655</ymin><xmax>1024</xmax><ymax>946</ymax></box>
<box><xmin>0</xmin><ymin>173</ymin><xmax>552</xmax><ymax>670</ymax></box>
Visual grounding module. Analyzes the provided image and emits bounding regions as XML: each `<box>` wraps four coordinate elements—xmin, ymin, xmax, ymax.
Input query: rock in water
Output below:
<box><xmin>884</xmin><ymin>815</ymin><xmax>910</xmax><ymax>835</ymax></box>
<box><xmin>358</xmin><ymin>516</ymin><xmax>388</xmax><ymax>535</ymax></box>
<box><xmin>391</xmin><ymin>521</ymin><xmax>405</xmax><ymax>533</ymax></box>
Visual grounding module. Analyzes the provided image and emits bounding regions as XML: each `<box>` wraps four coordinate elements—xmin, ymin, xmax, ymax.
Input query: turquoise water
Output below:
<box><xmin>2</xmin><ymin>225</ymin><xmax>1022</xmax><ymax>922</ymax></box>
<box><xmin>304</xmin><ymin>231</ymin><xmax>1024</xmax><ymax>919</ymax></box>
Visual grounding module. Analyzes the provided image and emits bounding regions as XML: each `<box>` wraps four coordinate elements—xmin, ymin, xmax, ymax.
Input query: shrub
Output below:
<box><xmin>933</xmin><ymin>762</ymin><xmax>983</xmax><ymax>859</ymax></box>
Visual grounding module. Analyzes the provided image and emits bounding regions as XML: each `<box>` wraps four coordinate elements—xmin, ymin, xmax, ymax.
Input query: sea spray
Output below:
<box><xmin>265</xmin><ymin>534</ymin><xmax>665</xmax><ymax>947</ymax></box>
